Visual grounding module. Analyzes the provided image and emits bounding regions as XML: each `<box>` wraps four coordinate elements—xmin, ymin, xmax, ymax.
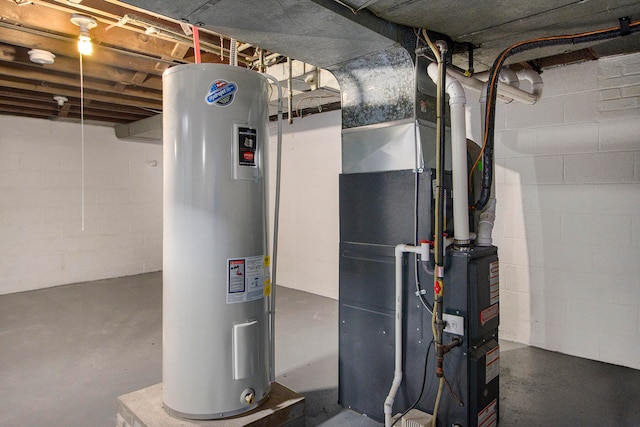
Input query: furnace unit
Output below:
<box><xmin>339</xmin><ymin>169</ymin><xmax>500</xmax><ymax>427</ymax></box>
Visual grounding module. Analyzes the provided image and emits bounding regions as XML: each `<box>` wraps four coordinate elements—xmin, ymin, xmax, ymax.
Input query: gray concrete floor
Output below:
<box><xmin>1</xmin><ymin>272</ymin><xmax>639</xmax><ymax>426</ymax></box>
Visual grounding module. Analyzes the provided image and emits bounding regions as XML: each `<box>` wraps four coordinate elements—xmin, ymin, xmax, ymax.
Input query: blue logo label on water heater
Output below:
<box><xmin>205</xmin><ymin>79</ymin><xmax>237</xmax><ymax>106</ymax></box>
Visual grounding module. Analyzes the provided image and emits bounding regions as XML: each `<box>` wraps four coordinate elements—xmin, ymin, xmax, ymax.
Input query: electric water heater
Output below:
<box><xmin>162</xmin><ymin>63</ymin><xmax>271</xmax><ymax>419</ymax></box>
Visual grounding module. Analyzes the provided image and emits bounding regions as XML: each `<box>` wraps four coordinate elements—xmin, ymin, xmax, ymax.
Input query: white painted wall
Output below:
<box><xmin>0</xmin><ymin>116</ymin><xmax>162</xmax><ymax>295</ymax></box>
<box><xmin>3</xmin><ymin>53</ymin><xmax>637</xmax><ymax>370</ymax></box>
<box><xmin>268</xmin><ymin>110</ymin><xmax>342</xmax><ymax>300</ymax></box>
<box><xmin>270</xmin><ymin>54</ymin><xmax>640</xmax><ymax>370</ymax></box>
<box><xmin>486</xmin><ymin>52</ymin><xmax>640</xmax><ymax>369</ymax></box>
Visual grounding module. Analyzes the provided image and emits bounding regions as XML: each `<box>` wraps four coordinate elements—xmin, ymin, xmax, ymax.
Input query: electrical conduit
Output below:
<box><xmin>384</xmin><ymin>243</ymin><xmax>429</xmax><ymax>427</ymax></box>
<box><xmin>230</xmin><ymin>38</ymin><xmax>238</xmax><ymax>67</ymax></box>
<box><xmin>262</xmin><ymin>73</ymin><xmax>283</xmax><ymax>384</ymax></box>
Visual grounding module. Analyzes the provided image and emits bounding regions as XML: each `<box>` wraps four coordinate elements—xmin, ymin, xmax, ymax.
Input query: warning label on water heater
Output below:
<box><xmin>227</xmin><ymin>255</ymin><xmax>265</xmax><ymax>304</ymax></box>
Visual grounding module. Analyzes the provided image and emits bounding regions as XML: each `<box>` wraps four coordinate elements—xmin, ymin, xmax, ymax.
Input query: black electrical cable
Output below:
<box><xmin>471</xmin><ymin>17</ymin><xmax>640</xmax><ymax>211</ymax></box>
<box><xmin>389</xmin><ymin>339</ymin><xmax>435</xmax><ymax>427</ymax></box>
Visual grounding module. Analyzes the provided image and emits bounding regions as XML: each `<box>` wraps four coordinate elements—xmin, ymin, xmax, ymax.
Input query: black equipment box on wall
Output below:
<box><xmin>339</xmin><ymin>170</ymin><xmax>500</xmax><ymax>427</ymax></box>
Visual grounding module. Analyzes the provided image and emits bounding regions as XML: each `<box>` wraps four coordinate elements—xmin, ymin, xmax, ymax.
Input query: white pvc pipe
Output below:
<box><xmin>516</xmin><ymin>68</ymin><xmax>544</xmax><ymax>98</ymax></box>
<box><xmin>498</xmin><ymin>68</ymin><xmax>519</xmax><ymax>87</ymax></box>
<box><xmin>473</xmin><ymin>68</ymin><xmax>519</xmax><ymax>87</ymax></box>
<box><xmin>477</xmin><ymin>198</ymin><xmax>496</xmax><ymax>247</ymax></box>
<box><xmin>427</xmin><ymin>63</ymin><xmax>470</xmax><ymax>243</ymax></box>
<box><xmin>385</xmin><ymin>243</ymin><xmax>429</xmax><ymax>427</ymax></box>
<box><xmin>445</xmin><ymin>66</ymin><xmax>538</xmax><ymax>105</ymax></box>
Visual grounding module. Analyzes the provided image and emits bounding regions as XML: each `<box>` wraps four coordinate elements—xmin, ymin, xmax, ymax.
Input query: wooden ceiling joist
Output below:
<box><xmin>0</xmin><ymin>78</ymin><xmax>162</xmax><ymax>110</ymax></box>
<box><xmin>0</xmin><ymin>63</ymin><xmax>162</xmax><ymax>101</ymax></box>
<box><xmin>0</xmin><ymin>0</ymin><xmax>266</xmax><ymax>125</ymax></box>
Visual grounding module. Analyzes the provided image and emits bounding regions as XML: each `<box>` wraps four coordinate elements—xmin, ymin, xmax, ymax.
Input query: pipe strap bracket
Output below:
<box><xmin>620</xmin><ymin>17</ymin><xmax>631</xmax><ymax>36</ymax></box>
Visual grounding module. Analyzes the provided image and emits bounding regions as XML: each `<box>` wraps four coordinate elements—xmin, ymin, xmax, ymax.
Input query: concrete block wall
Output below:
<box><xmin>489</xmin><ymin>52</ymin><xmax>640</xmax><ymax>369</ymax></box>
<box><xmin>0</xmin><ymin>116</ymin><xmax>162</xmax><ymax>295</ymax></box>
<box><xmin>268</xmin><ymin>110</ymin><xmax>341</xmax><ymax>300</ymax></box>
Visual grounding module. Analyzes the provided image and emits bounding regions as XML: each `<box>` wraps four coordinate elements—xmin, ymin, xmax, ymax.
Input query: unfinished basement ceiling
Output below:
<box><xmin>363</xmin><ymin>0</ymin><xmax>640</xmax><ymax>67</ymax></box>
<box><xmin>1</xmin><ymin>0</ymin><xmax>639</xmax><ymax>126</ymax></box>
<box><xmin>122</xmin><ymin>0</ymin><xmax>640</xmax><ymax>70</ymax></box>
<box><xmin>0</xmin><ymin>0</ymin><xmax>266</xmax><ymax>124</ymax></box>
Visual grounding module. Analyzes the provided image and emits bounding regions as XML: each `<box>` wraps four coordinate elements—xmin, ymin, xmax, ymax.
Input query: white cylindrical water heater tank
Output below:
<box><xmin>163</xmin><ymin>63</ymin><xmax>271</xmax><ymax>419</ymax></box>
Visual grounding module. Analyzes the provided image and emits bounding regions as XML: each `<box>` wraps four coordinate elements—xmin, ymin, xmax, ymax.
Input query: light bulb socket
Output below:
<box><xmin>70</xmin><ymin>14</ymin><xmax>97</xmax><ymax>31</ymax></box>
<box><xmin>71</xmin><ymin>14</ymin><xmax>97</xmax><ymax>55</ymax></box>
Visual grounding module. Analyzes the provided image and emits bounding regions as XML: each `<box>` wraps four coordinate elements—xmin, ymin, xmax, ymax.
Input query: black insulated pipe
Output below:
<box><xmin>472</xmin><ymin>17</ymin><xmax>640</xmax><ymax>211</ymax></box>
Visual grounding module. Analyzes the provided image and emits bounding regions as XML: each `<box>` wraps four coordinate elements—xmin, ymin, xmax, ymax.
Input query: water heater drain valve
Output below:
<box><xmin>241</xmin><ymin>388</ymin><xmax>255</xmax><ymax>405</ymax></box>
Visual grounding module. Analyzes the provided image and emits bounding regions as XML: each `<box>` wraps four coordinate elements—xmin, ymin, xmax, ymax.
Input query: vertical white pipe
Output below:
<box><xmin>384</xmin><ymin>245</ymin><xmax>405</xmax><ymax>427</ymax></box>
<box><xmin>427</xmin><ymin>63</ymin><xmax>470</xmax><ymax>243</ymax></box>
<box><xmin>448</xmin><ymin>84</ymin><xmax>470</xmax><ymax>243</ymax></box>
<box><xmin>384</xmin><ymin>243</ymin><xmax>429</xmax><ymax>427</ymax></box>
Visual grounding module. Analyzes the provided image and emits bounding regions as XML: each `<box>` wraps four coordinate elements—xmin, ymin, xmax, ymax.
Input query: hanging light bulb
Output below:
<box><xmin>70</xmin><ymin>14</ymin><xmax>97</xmax><ymax>56</ymax></box>
<box><xmin>77</xmin><ymin>34</ymin><xmax>93</xmax><ymax>55</ymax></box>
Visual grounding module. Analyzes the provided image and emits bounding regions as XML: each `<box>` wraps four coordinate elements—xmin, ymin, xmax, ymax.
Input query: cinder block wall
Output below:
<box><xmin>491</xmin><ymin>52</ymin><xmax>640</xmax><ymax>369</ymax></box>
<box><xmin>0</xmin><ymin>117</ymin><xmax>163</xmax><ymax>295</ymax></box>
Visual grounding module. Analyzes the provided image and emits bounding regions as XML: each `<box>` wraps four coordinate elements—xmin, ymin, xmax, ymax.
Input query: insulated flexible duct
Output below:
<box><xmin>472</xmin><ymin>17</ymin><xmax>640</xmax><ymax>211</ymax></box>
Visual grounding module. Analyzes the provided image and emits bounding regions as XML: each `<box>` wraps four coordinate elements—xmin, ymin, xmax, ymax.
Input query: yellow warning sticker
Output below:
<box><xmin>264</xmin><ymin>283</ymin><xmax>272</xmax><ymax>296</ymax></box>
<box><xmin>264</xmin><ymin>255</ymin><xmax>270</xmax><ymax>267</ymax></box>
